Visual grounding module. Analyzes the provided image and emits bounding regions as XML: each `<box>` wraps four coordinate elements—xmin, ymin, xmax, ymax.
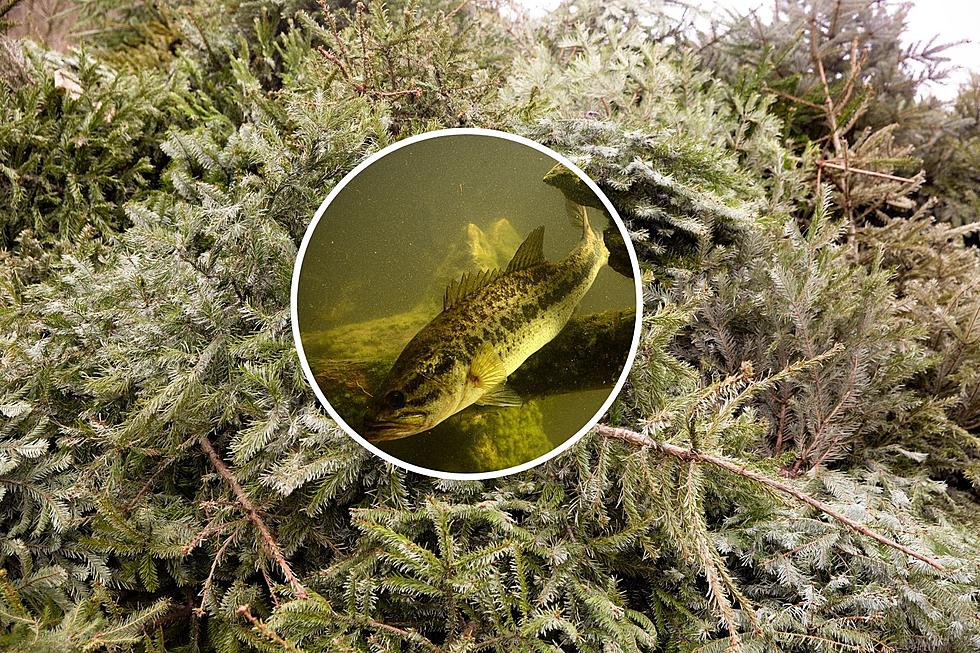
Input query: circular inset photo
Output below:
<box><xmin>292</xmin><ymin>129</ymin><xmax>642</xmax><ymax>479</ymax></box>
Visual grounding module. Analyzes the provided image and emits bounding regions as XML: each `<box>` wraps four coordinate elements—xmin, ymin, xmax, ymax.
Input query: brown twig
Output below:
<box><xmin>837</xmin><ymin>39</ymin><xmax>868</xmax><ymax>113</ymax></box>
<box><xmin>237</xmin><ymin>604</ymin><xmax>305</xmax><ymax>653</ymax></box>
<box><xmin>317</xmin><ymin>46</ymin><xmax>352</xmax><ymax>82</ymax></box>
<box><xmin>763</xmin><ymin>85</ymin><xmax>824</xmax><ymax>111</ymax></box>
<box><xmin>182</xmin><ymin>515</ymin><xmax>242</xmax><ymax>555</ymax></box>
<box><xmin>772</xmin><ymin>382</ymin><xmax>791</xmax><ymax>456</ymax></box>
<box><xmin>122</xmin><ymin>435</ymin><xmax>199</xmax><ymax>513</ymax></box>
<box><xmin>594</xmin><ymin>424</ymin><xmax>947</xmax><ymax>572</ymax></box>
<box><xmin>445</xmin><ymin>0</ymin><xmax>469</xmax><ymax>18</ymax></box>
<box><xmin>809</xmin><ymin>10</ymin><xmax>854</xmax><ymax>243</ymax></box>
<box><xmin>818</xmin><ymin>160</ymin><xmax>920</xmax><ymax>184</ymax></box>
<box><xmin>809</xmin><ymin>15</ymin><xmax>846</xmax><ymax>169</ymax></box>
<box><xmin>794</xmin><ymin>355</ymin><xmax>860</xmax><ymax>475</ymax></box>
<box><xmin>356</xmin><ymin>2</ymin><xmax>369</xmax><ymax>87</ymax></box>
<box><xmin>371</xmin><ymin>87</ymin><xmax>423</xmax><ymax>98</ymax></box>
<box><xmin>196</xmin><ymin>525</ymin><xmax>243</xmax><ymax>615</ymax></box>
<box><xmin>199</xmin><ymin>435</ymin><xmax>309</xmax><ymax>599</ymax></box>
<box><xmin>359</xmin><ymin>617</ymin><xmax>439</xmax><ymax>650</ymax></box>
<box><xmin>122</xmin><ymin>455</ymin><xmax>178</xmax><ymax>512</ymax></box>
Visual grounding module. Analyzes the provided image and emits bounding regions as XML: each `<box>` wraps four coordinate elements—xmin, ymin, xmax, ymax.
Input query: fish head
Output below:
<box><xmin>361</xmin><ymin>354</ymin><xmax>468</xmax><ymax>442</ymax></box>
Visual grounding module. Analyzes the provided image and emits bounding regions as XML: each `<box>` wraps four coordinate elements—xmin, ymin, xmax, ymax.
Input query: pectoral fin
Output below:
<box><xmin>468</xmin><ymin>343</ymin><xmax>507</xmax><ymax>390</ymax></box>
<box><xmin>476</xmin><ymin>383</ymin><xmax>523</xmax><ymax>407</ymax></box>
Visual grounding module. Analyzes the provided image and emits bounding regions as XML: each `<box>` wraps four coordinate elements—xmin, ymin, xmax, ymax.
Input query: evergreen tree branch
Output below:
<box><xmin>594</xmin><ymin>424</ymin><xmax>947</xmax><ymax>571</ymax></box>
<box><xmin>197</xmin><ymin>524</ymin><xmax>244</xmax><ymax>615</ymax></box>
<box><xmin>198</xmin><ymin>435</ymin><xmax>310</xmax><ymax>599</ymax></box>
<box><xmin>809</xmin><ymin>8</ymin><xmax>858</xmax><ymax>238</ymax></box>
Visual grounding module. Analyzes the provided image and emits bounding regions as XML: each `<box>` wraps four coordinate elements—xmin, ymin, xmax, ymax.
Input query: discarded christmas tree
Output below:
<box><xmin>1</xmin><ymin>0</ymin><xmax>978</xmax><ymax>651</ymax></box>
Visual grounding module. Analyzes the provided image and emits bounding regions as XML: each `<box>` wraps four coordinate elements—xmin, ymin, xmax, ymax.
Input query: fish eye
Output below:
<box><xmin>385</xmin><ymin>390</ymin><xmax>406</xmax><ymax>408</ymax></box>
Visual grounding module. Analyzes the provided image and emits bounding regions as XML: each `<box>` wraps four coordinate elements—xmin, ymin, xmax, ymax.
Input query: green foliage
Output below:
<box><xmin>688</xmin><ymin>191</ymin><xmax>933</xmax><ymax>474</ymax></box>
<box><xmin>0</xmin><ymin>1</ymin><xmax>21</xmax><ymax>33</ymax></box>
<box><xmin>0</xmin><ymin>45</ymin><xmax>177</xmax><ymax>251</ymax></box>
<box><xmin>700</xmin><ymin>0</ymin><xmax>948</xmax><ymax>140</ymax></box>
<box><xmin>682</xmin><ymin>0</ymin><xmax>980</xmax><ymax>482</ymax></box>
<box><xmin>298</xmin><ymin>0</ymin><xmax>514</xmax><ymax>136</ymax></box>
<box><xmin>2</xmin><ymin>0</ymin><xmax>980</xmax><ymax>651</ymax></box>
<box><xmin>0</xmin><ymin>569</ymin><xmax>172</xmax><ymax>653</ymax></box>
<box><xmin>526</xmin><ymin>119</ymin><xmax>762</xmax><ymax>267</ymax></box>
<box><xmin>698</xmin><ymin>0</ymin><xmax>977</xmax><ymax>230</ymax></box>
<box><xmin>718</xmin><ymin>467</ymin><xmax>980</xmax><ymax>653</ymax></box>
<box><xmin>918</xmin><ymin>75</ymin><xmax>980</xmax><ymax>228</ymax></box>
<box><xmin>858</xmin><ymin>211</ymin><xmax>980</xmax><ymax>485</ymax></box>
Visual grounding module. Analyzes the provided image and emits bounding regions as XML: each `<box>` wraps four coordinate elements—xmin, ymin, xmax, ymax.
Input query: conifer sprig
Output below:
<box><xmin>595</xmin><ymin>424</ymin><xmax>945</xmax><ymax>571</ymax></box>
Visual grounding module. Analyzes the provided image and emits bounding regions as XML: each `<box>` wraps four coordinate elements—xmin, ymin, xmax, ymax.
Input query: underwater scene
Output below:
<box><xmin>297</xmin><ymin>133</ymin><xmax>639</xmax><ymax>474</ymax></box>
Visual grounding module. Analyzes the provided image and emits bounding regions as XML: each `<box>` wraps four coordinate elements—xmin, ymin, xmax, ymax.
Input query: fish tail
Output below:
<box><xmin>565</xmin><ymin>199</ymin><xmax>609</xmax><ymax>266</ymax></box>
<box><xmin>565</xmin><ymin>199</ymin><xmax>593</xmax><ymax>240</ymax></box>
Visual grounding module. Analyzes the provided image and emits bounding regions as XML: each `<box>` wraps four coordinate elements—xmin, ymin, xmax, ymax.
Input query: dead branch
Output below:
<box><xmin>809</xmin><ymin>12</ymin><xmax>853</xmax><ymax>226</ymax></box>
<box><xmin>818</xmin><ymin>160</ymin><xmax>920</xmax><ymax>184</ymax></box>
<box><xmin>763</xmin><ymin>85</ymin><xmax>824</xmax><ymax>110</ymax></box>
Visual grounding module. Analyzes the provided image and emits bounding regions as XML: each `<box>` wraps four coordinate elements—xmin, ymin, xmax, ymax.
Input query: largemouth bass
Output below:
<box><xmin>362</xmin><ymin>201</ymin><xmax>609</xmax><ymax>441</ymax></box>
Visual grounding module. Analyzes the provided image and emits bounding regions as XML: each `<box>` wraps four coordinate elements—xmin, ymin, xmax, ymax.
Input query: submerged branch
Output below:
<box><xmin>510</xmin><ymin>309</ymin><xmax>635</xmax><ymax>397</ymax></box>
<box><xmin>595</xmin><ymin>424</ymin><xmax>947</xmax><ymax>572</ymax></box>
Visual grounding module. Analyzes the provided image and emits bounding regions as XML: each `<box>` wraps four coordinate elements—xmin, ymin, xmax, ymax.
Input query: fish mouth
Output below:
<box><xmin>361</xmin><ymin>416</ymin><xmax>428</xmax><ymax>442</ymax></box>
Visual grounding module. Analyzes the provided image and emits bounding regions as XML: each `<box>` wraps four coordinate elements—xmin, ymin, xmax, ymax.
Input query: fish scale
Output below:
<box><xmin>476</xmin><ymin>257</ymin><xmax>599</xmax><ymax>373</ymax></box>
<box><xmin>362</xmin><ymin>203</ymin><xmax>610</xmax><ymax>441</ymax></box>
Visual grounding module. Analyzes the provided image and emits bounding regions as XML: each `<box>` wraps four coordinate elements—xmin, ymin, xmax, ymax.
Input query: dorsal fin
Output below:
<box><xmin>506</xmin><ymin>226</ymin><xmax>546</xmax><ymax>273</ymax></box>
<box><xmin>444</xmin><ymin>268</ymin><xmax>500</xmax><ymax>310</ymax></box>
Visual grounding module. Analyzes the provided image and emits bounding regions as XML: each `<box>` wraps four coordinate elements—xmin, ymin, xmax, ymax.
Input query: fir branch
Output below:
<box><xmin>762</xmin><ymin>84</ymin><xmax>824</xmax><ymax>110</ymax></box>
<box><xmin>196</xmin><ymin>524</ymin><xmax>244</xmax><ymax>615</ymax></box>
<box><xmin>198</xmin><ymin>434</ymin><xmax>309</xmax><ymax>599</ymax></box>
<box><xmin>594</xmin><ymin>424</ymin><xmax>946</xmax><ymax>571</ymax></box>
<box><xmin>4</xmin><ymin>3</ymin><xmax>980</xmax><ymax>650</ymax></box>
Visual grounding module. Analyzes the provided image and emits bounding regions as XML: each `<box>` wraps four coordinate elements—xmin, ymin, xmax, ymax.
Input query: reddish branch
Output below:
<box><xmin>236</xmin><ymin>605</ymin><xmax>304</xmax><ymax>652</ymax></box>
<box><xmin>198</xmin><ymin>435</ymin><xmax>309</xmax><ymax>599</ymax></box>
<box><xmin>794</xmin><ymin>356</ymin><xmax>860</xmax><ymax>475</ymax></box>
<box><xmin>595</xmin><ymin>424</ymin><xmax>946</xmax><ymax>572</ymax></box>
<box><xmin>764</xmin><ymin>85</ymin><xmax>824</xmax><ymax>110</ymax></box>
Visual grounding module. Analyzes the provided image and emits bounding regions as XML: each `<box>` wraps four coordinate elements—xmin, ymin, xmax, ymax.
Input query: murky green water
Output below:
<box><xmin>297</xmin><ymin>133</ymin><xmax>638</xmax><ymax>474</ymax></box>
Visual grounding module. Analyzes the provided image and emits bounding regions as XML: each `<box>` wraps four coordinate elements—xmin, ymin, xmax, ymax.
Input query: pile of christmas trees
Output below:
<box><xmin>1</xmin><ymin>0</ymin><xmax>978</xmax><ymax>650</ymax></box>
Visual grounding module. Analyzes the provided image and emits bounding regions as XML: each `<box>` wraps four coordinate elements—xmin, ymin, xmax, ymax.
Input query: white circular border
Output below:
<box><xmin>291</xmin><ymin>128</ymin><xmax>643</xmax><ymax>480</ymax></box>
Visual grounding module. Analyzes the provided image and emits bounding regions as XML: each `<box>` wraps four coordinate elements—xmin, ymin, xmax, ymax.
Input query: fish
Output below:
<box><xmin>362</xmin><ymin>200</ymin><xmax>609</xmax><ymax>442</ymax></box>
